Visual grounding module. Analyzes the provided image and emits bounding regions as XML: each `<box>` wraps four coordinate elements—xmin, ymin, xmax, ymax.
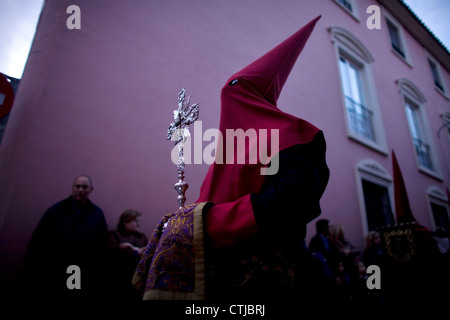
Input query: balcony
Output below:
<box><xmin>413</xmin><ymin>137</ymin><xmax>433</xmax><ymax>170</ymax></box>
<box><xmin>345</xmin><ymin>96</ymin><xmax>375</xmax><ymax>141</ymax></box>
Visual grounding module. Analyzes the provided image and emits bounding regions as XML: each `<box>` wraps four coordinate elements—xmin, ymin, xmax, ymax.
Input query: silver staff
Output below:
<box><xmin>167</xmin><ymin>88</ymin><xmax>199</xmax><ymax>209</ymax></box>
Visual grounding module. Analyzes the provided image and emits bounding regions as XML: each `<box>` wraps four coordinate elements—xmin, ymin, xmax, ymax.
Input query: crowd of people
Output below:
<box><xmin>24</xmin><ymin>174</ymin><xmax>148</xmax><ymax>300</ymax></box>
<box><xmin>300</xmin><ymin>219</ymin><xmax>380</xmax><ymax>302</ymax></box>
<box><xmin>300</xmin><ymin>218</ymin><xmax>450</xmax><ymax>303</ymax></box>
<box><xmin>24</xmin><ymin>174</ymin><xmax>450</xmax><ymax>302</ymax></box>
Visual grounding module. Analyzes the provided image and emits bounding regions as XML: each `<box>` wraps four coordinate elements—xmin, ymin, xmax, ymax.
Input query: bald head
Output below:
<box><xmin>72</xmin><ymin>175</ymin><xmax>93</xmax><ymax>203</ymax></box>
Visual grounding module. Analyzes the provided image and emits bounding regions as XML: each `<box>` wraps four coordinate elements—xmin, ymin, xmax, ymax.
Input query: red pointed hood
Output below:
<box><xmin>392</xmin><ymin>151</ymin><xmax>417</xmax><ymax>224</ymax></box>
<box><xmin>226</xmin><ymin>15</ymin><xmax>321</xmax><ymax>107</ymax></box>
<box><xmin>0</xmin><ymin>73</ymin><xmax>15</xmax><ymax>118</ymax></box>
<box><xmin>197</xmin><ymin>16</ymin><xmax>322</xmax><ymax>205</ymax></box>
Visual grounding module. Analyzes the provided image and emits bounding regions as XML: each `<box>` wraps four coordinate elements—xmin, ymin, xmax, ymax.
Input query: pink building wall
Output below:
<box><xmin>0</xmin><ymin>0</ymin><xmax>448</xmax><ymax>293</ymax></box>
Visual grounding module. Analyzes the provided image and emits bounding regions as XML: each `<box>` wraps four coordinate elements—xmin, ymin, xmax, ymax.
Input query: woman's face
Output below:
<box><xmin>124</xmin><ymin>218</ymin><xmax>139</xmax><ymax>233</ymax></box>
<box><xmin>373</xmin><ymin>235</ymin><xmax>381</xmax><ymax>245</ymax></box>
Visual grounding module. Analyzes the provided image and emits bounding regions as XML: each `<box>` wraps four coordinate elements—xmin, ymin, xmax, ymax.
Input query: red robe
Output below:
<box><xmin>133</xmin><ymin>16</ymin><xmax>330</xmax><ymax>301</ymax></box>
<box><xmin>197</xmin><ymin>16</ymin><xmax>329</xmax><ymax>251</ymax></box>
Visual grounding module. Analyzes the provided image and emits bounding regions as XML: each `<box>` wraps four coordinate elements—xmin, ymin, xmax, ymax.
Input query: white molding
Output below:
<box><xmin>397</xmin><ymin>78</ymin><xmax>443</xmax><ymax>180</ymax></box>
<box><xmin>329</xmin><ymin>26</ymin><xmax>388</xmax><ymax>154</ymax></box>
<box><xmin>427</xmin><ymin>185</ymin><xmax>448</xmax><ymax>201</ymax></box>
<box><xmin>426</xmin><ymin>185</ymin><xmax>450</xmax><ymax>231</ymax></box>
<box><xmin>329</xmin><ymin>26</ymin><xmax>374</xmax><ymax>63</ymax></box>
<box><xmin>396</xmin><ymin>78</ymin><xmax>427</xmax><ymax>103</ymax></box>
<box><xmin>357</xmin><ymin>158</ymin><xmax>392</xmax><ymax>182</ymax></box>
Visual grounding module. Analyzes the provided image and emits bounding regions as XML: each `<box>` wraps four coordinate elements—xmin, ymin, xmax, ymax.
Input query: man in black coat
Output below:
<box><xmin>25</xmin><ymin>175</ymin><xmax>107</xmax><ymax>299</ymax></box>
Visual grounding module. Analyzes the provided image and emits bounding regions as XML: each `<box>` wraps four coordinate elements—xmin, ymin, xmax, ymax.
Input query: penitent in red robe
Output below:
<box><xmin>133</xmin><ymin>16</ymin><xmax>330</xmax><ymax>301</ymax></box>
<box><xmin>197</xmin><ymin>16</ymin><xmax>329</xmax><ymax>253</ymax></box>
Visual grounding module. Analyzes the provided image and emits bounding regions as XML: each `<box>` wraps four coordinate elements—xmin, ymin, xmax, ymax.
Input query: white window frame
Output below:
<box><xmin>426</xmin><ymin>186</ymin><xmax>450</xmax><ymax>231</ymax></box>
<box><xmin>425</xmin><ymin>51</ymin><xmax>449</xmax><ymax>99</ymax></box>
<box><xmin>383</xmin><ymin>11</ymin><xmax>412</xmax><ymax>67</ymax></box>
<box><xmin>332</xmin><ymin>0</ymin><xmax>360</xmax><ymax>22</ymax></box>
<box><xmin>396</xmin><ymin>78</ymin><xmax>443</xmax><ymax>180</ymax></box>
<box><xmin>329</xmin><ymin>26</ymin><xmax>388</xmax><ymax>154</ymax></box>
<box><xmin>356</xmin><ymin>159</ymin><xmax>394</xmax><ymax>237</ymax></box>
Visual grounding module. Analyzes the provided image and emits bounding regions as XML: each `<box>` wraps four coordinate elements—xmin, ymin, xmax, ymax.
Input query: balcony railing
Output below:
<box><xmin>345</xmin><ymin>96</ymin><xmax>375</xmax><ymax>141</ymax></box>
<box><xmin>413</xmin><ymin>137</ymin><xmax>433</xmax><ymax>170</ymax></box>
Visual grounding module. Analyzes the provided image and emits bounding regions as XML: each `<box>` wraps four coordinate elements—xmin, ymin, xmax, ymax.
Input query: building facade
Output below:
<box><xmin>0</xmin><ymin>0</ymin><xmax>449</xmax><ymax>295</ymax></box>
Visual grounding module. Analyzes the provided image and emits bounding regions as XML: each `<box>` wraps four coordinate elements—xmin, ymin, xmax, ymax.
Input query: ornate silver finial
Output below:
<box><xmin>167</xmin><ymin>88</ymin><xmax>199</xmax><ymax>208</ymax></box>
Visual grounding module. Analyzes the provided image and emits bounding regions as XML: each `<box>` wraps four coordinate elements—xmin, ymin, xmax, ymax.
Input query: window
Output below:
<box><xmin>405</xmin><ymin>100</ymin><xmax>433</xmax><ymax>170</ymax></box>
<box><xmin>427</xmin><ymin>186</ymin><xmax>450</xmax><ymax>233</ymax></box>
<box><xmin>386</xmin><ymin>20</ymin><xmax>404</xmax><ymax>58</ymax></box>
<box><xmin>362</xmin><ymin>179</ymin><xmax>395</xmax><ymax>231</ymax></box>
<box><xmin>431</xmin><ymin>202</ymin><xmax>450</xmax><ymax>232</ymax></box>
<box><xmin>339</xmin><ymin>56</ymin><xmax>374</xmax><ymax>141</ymax></box>
<box><xmin>384</xmin><ymin>15</ymin><xmax>411</xmax><ymax>65</ymax></box>
<box><xmin>332</xmin><ymin>0</ymin><xmax>360</xmax><ymax>21</ymax></box>
<box><xmin>429</xmin><ymin>60</ymin><xmax>444</xmax><ymax>92</ymax></box>
<box><xmin>356</xmin><ymin>159</ymin><xmax>394</xmax><ymax>235</ymax></box>
<box><xmin>426</xmin><ymin>55</ymin><xmax>448</xmax><ymax>97</ymax></box>
<box><xmin>397</xmin><ymin>78</ymin><xmax>442</xmax><ymax>179</ymax></box>
<box><xmin>329</xmin><ymin>26</ymin><xmax>388</xmax><ymax>154</ymax></box>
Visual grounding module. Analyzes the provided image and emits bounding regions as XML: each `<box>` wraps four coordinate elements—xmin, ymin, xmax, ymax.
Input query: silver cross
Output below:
<box><xmin>167</xmin><ymin>88</ymin><xmax>199</xmax><ymax>208</ymax></box>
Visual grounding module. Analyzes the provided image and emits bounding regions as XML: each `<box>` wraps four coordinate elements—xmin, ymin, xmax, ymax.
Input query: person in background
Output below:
<box><xmin>105</xmin><ymin>209</ymin><xmax>148</xmax><ymax>300</ymax></box>
<box><xmin>333</xmin><ymin>259</ymin><xmax>352</xmax><ymax>301</ymax></box>
<box><xmin>308</xmin><ymin>219</ymin><xmax>334</xmax><ymax>285</ymax></box>
<box><xmin>25</xmin><ymin>175</ymin><xmax>108</xmax><ymax>299</ymax></box>
<box><xmin>433</xmin><ymin>227</ymin><xmax>450</xmax><ymax>255</ymax></box>
<box><xmin>309</xmin><ymin>219</ymin><xmax>332</xmax><ymax>264</ymax></box>
<box><xmin>328</xmin><ymin>223</ymin><xmax>360</xmax><ymax>276</ymax></box>
<box><xmin>362</xmin><ymin>231</ymin><xmax>385</xmax><ymax>268</ymax></box>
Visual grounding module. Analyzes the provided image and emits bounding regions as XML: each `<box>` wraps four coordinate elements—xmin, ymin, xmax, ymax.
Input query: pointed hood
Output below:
<box><xmin>392</xmin><ymin>151</ymin><xmax>417</xmax><ymax>224</ymax></box>
<box><xmin>0</xmin><ymin>73</ymin><xmax>15</xmax><ymax>118</ymax></box>
<box><xmin>226</xmin><ymin>15</ymin><xmax>321</xmax><ymax>107</ymax></box>
<box><xmin>198</xmin><ymin>16</ymin><xmax>323</xmax><ymax>205</ymax></box>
